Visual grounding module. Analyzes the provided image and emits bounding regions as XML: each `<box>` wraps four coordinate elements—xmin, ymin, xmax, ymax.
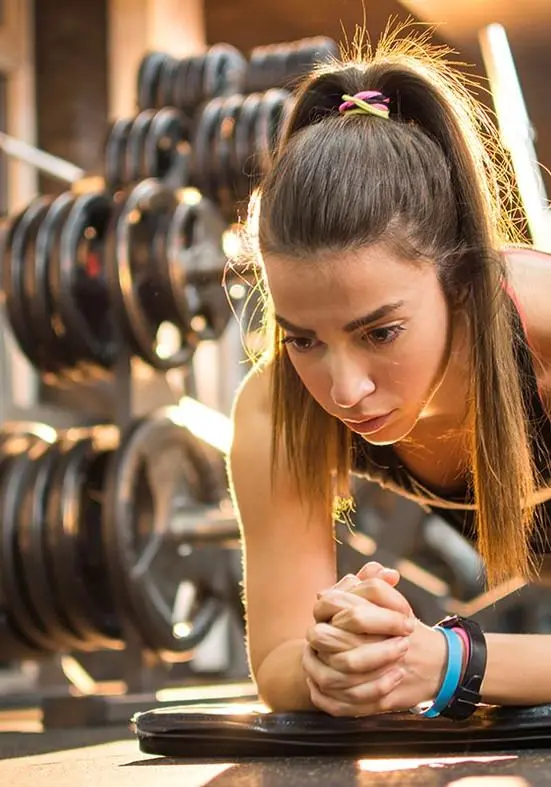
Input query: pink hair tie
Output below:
<box><xmin>338</xmin><ymin>90</ymin><xmax>390</xmax><ymax>119</ymax></box>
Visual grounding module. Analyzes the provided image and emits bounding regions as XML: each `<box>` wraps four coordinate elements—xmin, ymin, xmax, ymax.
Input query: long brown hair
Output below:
<box><xmin>249</xmin><ymin>24</ymin><xmax>542</xmax><ymax>586</ymax></box>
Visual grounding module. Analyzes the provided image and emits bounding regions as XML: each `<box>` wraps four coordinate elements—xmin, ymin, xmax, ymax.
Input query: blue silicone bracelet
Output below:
<box><xmin>421</xmin><ymin>626</ymin><xmax>463</xmax><ymax>718</ymax></box>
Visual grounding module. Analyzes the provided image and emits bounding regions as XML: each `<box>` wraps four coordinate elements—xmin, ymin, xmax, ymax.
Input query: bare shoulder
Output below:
<box><xmin>504</xmin><ymin>246</ymin><xmax>551</xmax><ymax>387</ymax></box>
<box><xmin>231</xmin><ymin>362</ymin><xmax>272</xmax><ymax>425</ymax></box>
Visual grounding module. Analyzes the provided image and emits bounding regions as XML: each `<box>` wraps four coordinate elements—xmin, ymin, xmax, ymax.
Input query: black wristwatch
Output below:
<box><xmin>437</xmin><ymin>615</ymin><xmax>487</xmax><ymax>721</ymax></box>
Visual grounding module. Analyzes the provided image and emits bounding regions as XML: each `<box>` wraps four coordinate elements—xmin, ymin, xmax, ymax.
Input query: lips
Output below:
<box><xmin>342</xmin><ymin>411</ymin><xmax>395</xmax><ymax>434</ymax></box>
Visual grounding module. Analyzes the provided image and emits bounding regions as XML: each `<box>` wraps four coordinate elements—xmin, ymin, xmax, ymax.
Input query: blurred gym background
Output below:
<box><xmin>0</xmin><ymin>0</ymin><xmax>550</xmax><ymax>733</ymax></box>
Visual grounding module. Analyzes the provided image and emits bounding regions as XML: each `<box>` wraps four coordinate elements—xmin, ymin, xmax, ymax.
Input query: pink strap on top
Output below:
<box><xmin>452</xmin><ymin>626</ymin><xmax>470</xmax><ymax>679</ymax></box>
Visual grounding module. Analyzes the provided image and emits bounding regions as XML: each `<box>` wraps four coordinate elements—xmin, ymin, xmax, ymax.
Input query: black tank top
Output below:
<box><xmin>351</xmin><ymin>300</ymin><xmax>551</xmax><ymax>554</ymax></box>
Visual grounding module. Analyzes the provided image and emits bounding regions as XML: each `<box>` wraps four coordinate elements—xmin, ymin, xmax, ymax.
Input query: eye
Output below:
<box><xmin>365</xmin><ymin>325</ymin><xmax>405</xmax><ymax>345</ymax></box>
<box><xmin>280</xmin><ymin>336</ymin><xmax>318</xmax><ymax>353</ymax></box>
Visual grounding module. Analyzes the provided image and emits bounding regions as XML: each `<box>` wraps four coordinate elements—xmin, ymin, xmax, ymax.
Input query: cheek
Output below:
<box><xmin>287</xmin><ymin>352</ymin><xmax>328</xmax><ymax>403</ymax></box>
<box><xmin>379</xmin><ymin>326</ymin><xmax>449</xmax><ymax>400</ymax></box>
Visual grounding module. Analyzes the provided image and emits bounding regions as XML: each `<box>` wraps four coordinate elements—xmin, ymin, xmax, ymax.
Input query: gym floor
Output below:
<box><xmin>1</xmin><ymin>708</ymin><xmax>550</xmax><ymax>786</ymax></box>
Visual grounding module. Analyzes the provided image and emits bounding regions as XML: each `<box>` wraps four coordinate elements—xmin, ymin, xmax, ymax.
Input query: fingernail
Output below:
<box><xmin>381</xmin><ymin>568</ymin><xmax>398</xmax><ymax>578</ymax></box>
<box><xmin>336</xmin><ymin>574</ymin><xmax>360</xmax><ymax>588</ymax></box>
<box><xmin>396</xmin><ymin>637</ymin><xmax>409</xmax><ymax>652</ymax></box>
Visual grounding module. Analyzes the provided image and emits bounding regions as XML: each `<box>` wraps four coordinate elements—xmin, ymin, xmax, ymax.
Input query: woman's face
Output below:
<box><xmin>264</xmin><ymin>243</ymin><xmax>459</xmax><ymax>445</ymax></box>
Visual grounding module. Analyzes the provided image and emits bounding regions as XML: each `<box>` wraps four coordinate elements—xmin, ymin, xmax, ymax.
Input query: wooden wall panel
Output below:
<box><xmin>34</xmin><ymin>0</ymin><xmax>108</xmax><ymax>194</ymax></box>
<box><xmin>205</xmin><ymin>0</ymin><xmax>415</xmax><ymax>54</ymax></box>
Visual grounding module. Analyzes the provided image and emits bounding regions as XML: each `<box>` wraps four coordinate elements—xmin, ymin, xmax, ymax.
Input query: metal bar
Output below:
<box><xmin>478</xmin><ymin>24</ymin><xmax>551</xmax><ymax>251</ymax></box>
<box><xmin>0</xmin><ymin>130</ymin><xmax>85</xmax><ymax>183</ymax></box>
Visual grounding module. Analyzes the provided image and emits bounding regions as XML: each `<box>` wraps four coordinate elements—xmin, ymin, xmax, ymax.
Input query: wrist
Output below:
<box><xmin>426</xmin><ymin>625</ymin><xmax>449</xmax><ymax>701</ymax></box>
<box><xmin>405</xmin><ymin>621</ymin><xmax>448</xmax><ymax>702</ymax></box>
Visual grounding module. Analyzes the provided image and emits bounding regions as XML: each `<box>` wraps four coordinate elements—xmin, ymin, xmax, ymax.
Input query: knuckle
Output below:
<box><xmin>331</xmin><ymin>651</ymin><xmax>352</xmax><ymax>672</ymax></box>
<box><xmin>326</xmin><ymin>672</ymin><xmax>348</xmax><ymax>691</ymax></box>
<box><xmin>315</xmin><ymin>671</ymin><xmax>330</xmax><ymax>691</ymax></box>
<box><xmin>373</xmin><ymin>677</ymin><xmax>392</xmax><ymax>700</ymax></box>
<box><xmin>318</xmin><ymin>671</ymin><xmax>341</xmax><ymax>692</ymax></box>
<box><xmin>342</xmin><ymin>683</ymin><xmax>364</xmax><ymax>704</ymax></box>
<box><xmin>340</xmin><ymin>650</ymin><xmax>358</xmax><ymax>672</ymax></box>
<box><xmin>305</xmin><ymin>625</ymin><xmax>316</xmax><ymax>644</ymax></box>
<box><xmin>360</xmin><ymin>578</ymin><xmax>381</xmax><ymax>596</ymax></box>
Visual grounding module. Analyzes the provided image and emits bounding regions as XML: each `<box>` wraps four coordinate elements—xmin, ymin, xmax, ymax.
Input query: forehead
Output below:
<box><xmin>264</xmin><ymin>246</ymin><xmax>437</xmax><ymax>317</ymax></box>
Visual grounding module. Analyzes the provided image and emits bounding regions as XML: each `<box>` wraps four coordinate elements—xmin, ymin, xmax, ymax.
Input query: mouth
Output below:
<box><xmin>342</xmin><ymin>411</ymin><xmax>396</xmax><ymax>434</ymax></box>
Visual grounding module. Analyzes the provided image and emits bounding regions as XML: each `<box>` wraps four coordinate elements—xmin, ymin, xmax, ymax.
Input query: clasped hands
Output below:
<box><xmin>303</xmin><ymin>562</ymin><xmax>447</xmax><ymax>717</ymax></box>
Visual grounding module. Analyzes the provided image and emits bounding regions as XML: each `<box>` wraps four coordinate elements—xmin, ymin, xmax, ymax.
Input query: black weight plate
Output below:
<box><xmin>2</xmin><ymin>208</ymin><xmax>29</xmax><ymax>356</ymax></box>
<box><xmin>143</xmin><ymin>107</ymin><xmax>191</xmax><ymax>181</ymax></box>
<box><xmin>255</xmin><ymin>89</ymin><xmax>291</xmax><ymax>176</ymax></box>
<box><xmin>137</xmin><ymin>52</ymin><xmax>170</xmax><ymax>111</ymax></box>
<box><xmin>4</xmin><ymin>197</ymin><xmax>51</xmax><ymax>368</ymax></box>
<box><xmin>0</xmin><ymin>445</ymin><xmax>61</xmax><ymax>651</ymax></box>
<box><xmin>17</xmin><ymin>441</ymin><xmax>94</xmax><ymax>651</ymax></box>
<box><xmin>233</xmin><ymin>93</ymin><xmax>263</xmax><ymax>199</ymax></box>
<box><xmin>56</xmin><ymin>192</ymin><xmax>116</xmax><ymax>369</ymax></box>
<box><xmin>105</xmin><ymin>179</ymin><xmax>199</xmax><ymax>370</ymax></box>
<box><xmin>104</xmin><ymin>117</ymin><xmax>134</xmax><ymax>190</ymax></box>
<box><xmin>79</xmin><ymin>439</ymin><xmax>123</xmax><ymax>642</ymax></box>
<box><xmin>26</xmin><ymin>192</ymin><xmax>81</xmax><ymax>378</ymax></box>
<box><xmin>45</xmin><ymin>428</ymin><xmax>123</xmax><ymax>649</ymax></box>
<box><xmin>184</xmin><ymin>55</ymin><xmax>207</xmax><ymax>109</ymax></box>
<box><xmin>0</xmin><ymin>443</ymin><xmax>51</xmax><ymax>662</ymax></box>
<box><xmin>203</xmin><ymin>44</ymin><xmax>247</xmax><ymax>101</ymax></box>
<box><xmin>245</xmin><ymin>46</ymin><xmax>273</xmax><ymax>94</ymax></box>
<box><xmin>157</xmin><ymin>55</ymin><xmax>180</xmax><ymax>109</ymax></box>
<box><xmin>102</xmin><ymin>409</ymin><xmax>225</xmax><ymax>654</ymax></box>
<box><xmin>165</xmin><ymin>195</ymin><xmax>230</xmax><ymax>340</ymax></box>
<box><xmin>172</xmin><ymin>57</ymin><xmax>194</xmax><ymax>111</ymax></box>
<box><xmin>42</xmin><ymin>436</ymin><xmax>104</xmax><ymax>651</ymax></box>
<box><xmin>287</xmin><ymin>37</ymin><xmax>339</xmax><ymax>79</ymax></box>
<box><xmin>190</xmin><ymin>97</ymin><xmax>225</xmax><ymax>199</ymax></box>
<box><xmin>124</xmin><ymin>109</ymin><xmax>156</xmax><ymax>184</ymax></box>
<box><xmin>16</xmin><ymin>196</ymin><xmax>62</xmax><ymax>373</ymax></box>
<box><xmin>266</xmin><ymin>47</ymin><xmax>289</xmax><ymax>90</ymax></box>
<box><xmin>38</xmin><ymin>193</ymin><xmax>98</xmax><ymax>383</ymax></box>
<box><xmin>211</xmin><ymin>93</ymin><xmax>244</xmax><ymax>218</ymax></box>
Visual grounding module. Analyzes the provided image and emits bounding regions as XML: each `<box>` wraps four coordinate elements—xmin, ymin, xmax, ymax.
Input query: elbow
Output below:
<box><xmin>255</xmin><ymin>650</ymin><xmax>315</xmax><ymax>713</ymax></box>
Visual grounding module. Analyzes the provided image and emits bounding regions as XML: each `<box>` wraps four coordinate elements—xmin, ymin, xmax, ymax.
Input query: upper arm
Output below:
<box><xmin>505</xmin><ymin>247</ymin><xmax>551</xmax><ymax>390</ymax></box>
<box><xmin>227</xmin><ymin>365</ymin><xmax>337</xmax><ymax>678</ymax></box>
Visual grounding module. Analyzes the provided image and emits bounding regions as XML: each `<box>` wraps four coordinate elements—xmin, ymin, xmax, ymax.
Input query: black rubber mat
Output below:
<box><xmin>132</xmin><ymin>702</ymin><xmax>551</xmax><ymax>758</ymax></box>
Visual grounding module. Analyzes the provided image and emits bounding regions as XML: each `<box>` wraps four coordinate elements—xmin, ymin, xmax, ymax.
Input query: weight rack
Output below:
<box><xmin>0</xmin><ymin>133</ymin><xmax>256</xmax><ymax>728</ymax></box>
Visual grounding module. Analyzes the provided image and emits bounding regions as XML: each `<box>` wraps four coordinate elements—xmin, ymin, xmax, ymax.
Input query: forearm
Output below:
<box><xmin>255</xmin><ymin>639</ymin><xmax>316</xmax><ymax>711</ymax></box>
<box><xmin>482</xmin><ymin>633</ymin><xmax>551</xmax><ymax>705</ymax></box>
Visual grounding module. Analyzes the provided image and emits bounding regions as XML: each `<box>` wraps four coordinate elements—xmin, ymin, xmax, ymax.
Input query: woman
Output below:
<box><xmin>227</xmin><ymin>29</ymin><xmax>551</xmax><ymax>719</ymax></box>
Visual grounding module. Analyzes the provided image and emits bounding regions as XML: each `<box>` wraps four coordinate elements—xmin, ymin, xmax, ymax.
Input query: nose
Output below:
<box><xmin>329</xmin><ymin>353</ymin><xmax>376</xmax><ymax>410</ymax></box>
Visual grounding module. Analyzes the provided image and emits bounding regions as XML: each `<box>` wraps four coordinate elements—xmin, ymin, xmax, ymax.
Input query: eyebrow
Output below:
<box><xmin>274</xmin><ymin>301</ymin><xmax>406</xmax><ymax>337</ymax></box>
